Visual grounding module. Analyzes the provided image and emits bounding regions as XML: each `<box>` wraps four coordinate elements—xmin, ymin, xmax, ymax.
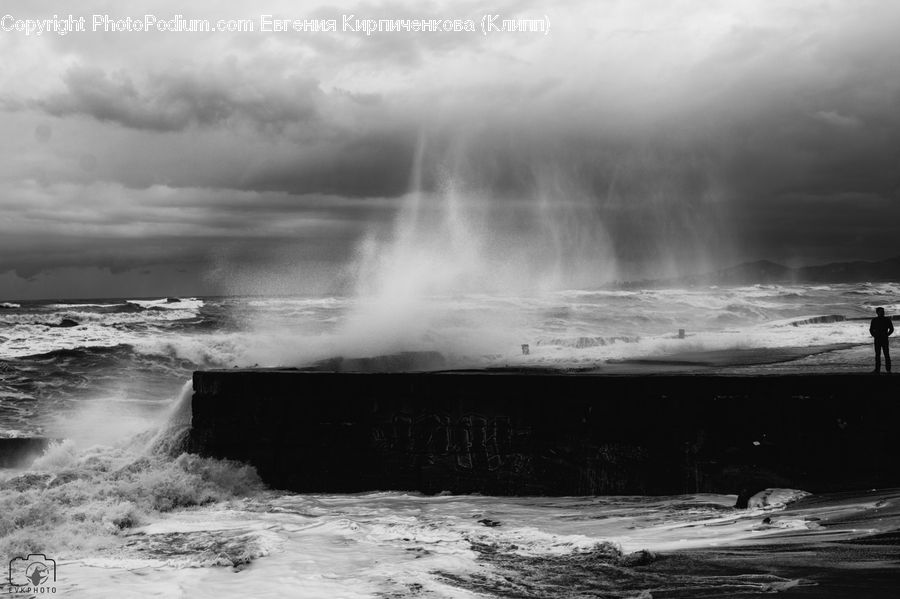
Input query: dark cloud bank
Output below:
<box><xmin>1</xmin><ymin>0</ymin><xmax>899</xmax><ymax>299</ymax></box>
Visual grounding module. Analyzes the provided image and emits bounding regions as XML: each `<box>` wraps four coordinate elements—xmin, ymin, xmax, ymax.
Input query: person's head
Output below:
<box><xmin>876</xmin><ymin>307</ymin><xmax>885</xmax><ymax>317</ymax></box>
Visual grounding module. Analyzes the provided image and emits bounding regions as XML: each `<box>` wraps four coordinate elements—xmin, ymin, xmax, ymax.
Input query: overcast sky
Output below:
<box><xmin>1</xmin><ymin>0</ymin><xmax>899</xmax><ymax>299</ymax></box>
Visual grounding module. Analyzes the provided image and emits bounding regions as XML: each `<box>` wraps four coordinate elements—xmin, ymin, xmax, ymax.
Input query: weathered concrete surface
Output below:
<box><xmin>189</xmin><ymin>370</ymin><xmax>900</xmax><ymax>496</ymax></box>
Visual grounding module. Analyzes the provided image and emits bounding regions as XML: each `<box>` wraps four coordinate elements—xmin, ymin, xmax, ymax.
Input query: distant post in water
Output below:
<box><xmin>678</xmin><ymin>329</ymin><xmax>686</xmax><ymax>339</ymax></box>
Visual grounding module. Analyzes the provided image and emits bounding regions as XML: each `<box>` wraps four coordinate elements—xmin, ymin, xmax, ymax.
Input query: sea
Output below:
<box><xmin>1</xmin><ymin>283</ymin><xmax>899</xmax><ymax>597</ymax></box>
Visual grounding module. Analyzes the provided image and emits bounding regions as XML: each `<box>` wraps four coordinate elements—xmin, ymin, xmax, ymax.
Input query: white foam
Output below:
<box><xmin>44</xmin><ymin>488</ymin><xmax>900</xmax><ymax>598</ymax></box>
<box><xmin>126</xmin><ymin>298</ymin><xmax>204</xmax><ymax>310</ymax></box>
<box><xmin>47</xmin><ymin>302</ymin><xmax>129</xmax><ymax>309</ymax></box>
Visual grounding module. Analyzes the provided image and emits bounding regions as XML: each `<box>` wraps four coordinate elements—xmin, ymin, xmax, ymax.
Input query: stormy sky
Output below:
<box><xmin>1</xmin><ymin>0</ymin><xmax>899</xmax><ymax>299</ymax></box>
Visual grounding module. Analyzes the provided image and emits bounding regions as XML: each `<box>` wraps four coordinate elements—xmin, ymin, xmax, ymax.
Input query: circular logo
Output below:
<box><xmin>25</xmin><ymin>562</ymin><xmax>50</xmax><ymax>586</ymax></box>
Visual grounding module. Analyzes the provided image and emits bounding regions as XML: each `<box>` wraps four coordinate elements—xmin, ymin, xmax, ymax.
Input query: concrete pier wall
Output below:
<box><xmin>188</xmin><ymin>370</ymin><xmax>900</xmax><ymax>496</ymax></box>
<box><xmin>0</xmin><ymin>438</ymin><xmax>53</xmax><ymax>468</ymax></box>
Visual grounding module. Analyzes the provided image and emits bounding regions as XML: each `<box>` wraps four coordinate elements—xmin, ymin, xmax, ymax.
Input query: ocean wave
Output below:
<box><xmin>0</xmin><ymin>383</ymin><xmax>263</xmax><ymax>559</ymax></box>
<box><xmin>718</xmin><ymin>302</ymin><xmax>777</xmax><ymax>319</ymax></box>
<box><xmin>844</xmin><ymin>282</ymin><xmax>900</xmax><ymax>296</ymax></box>
<box><xmin>443</xmin><ymin>541</ymin><xmax>805</xmax><ymax>598</ymax></box>
<box><xmin>127</xmin><ymin>297</ymin><xmax>204</xmax><ymax>311</ymax></box>
<box><xmin>0</xmin><ymin>447</ymin><xmax>263</xmax><ymax>558</ymax></box>
<box><xmin>536</xmin><ymin>335</ymin><xmax>640</xmax><ymax>349</ymax></box>
<box><xmin>94</xmin><ymin>528</ymin><xmax>280</xmax><ymax>569</ymax></box>
<box><xmin>746</xmin><ymin>488</ymin><xmax>811</xmax><ymax>510</ymax></box>
<box><xmin>132</xmin><ymin>336</ymin><xmax>242</xmax><ymax>367</ymax></box>
<box><xmin>246</xmin><ymin>296</ymin><xmax>348</xmax><ymax>308</ymax></box>
<box><xmin>14</xmin><ymin>340</ymin><xmax>225</xmax><ymax>372</ymax></box>
<box><xmin>105</xmin><ymin>302</ymin><xmax>147</xmax><ymax>314</ymax></box>
<box><xmin>18</xmin><ymin>344</ymin><xmax>136</xmax><ymax>361</ymax></box>
<box><xmin>59</xmin><ymin>308</ymin><xmax>199</xmax><ymax>324</ymax></box>
<box><xmin>788</xmin><ymin>315</ymin><xmax>846</xmax><ymax>326</ymax></box>
<box><xmin>47</xmin><ymin>302</ymin><xmax>131</xmax><ymax>310</ymax></box>
<box><xmin>0</xmin><ymin>307</ymin><xmax>199</xmax><ymax>328</ymax></box>
<box><xmin>0</xmin><ymin>302</ymin><xmax>21</xmax><ymax>309</ymax></box>
<box><xmin>43</xmin><ymin>302</ymin><xmax>148</xmax><ymax>317</ymax></box>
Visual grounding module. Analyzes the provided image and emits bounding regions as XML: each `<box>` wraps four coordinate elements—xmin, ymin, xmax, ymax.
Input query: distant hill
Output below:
<box><xmin>628</xmin><ymin>256</ymin><xmax>900</xmax><ymax>287</ymax></box>
<box><xmin>695</xmin><ymin>260</ymin><xmax>792</xmax><ymax>285</ymax></box>
<box><xmin>795</xmin><ymin>256</ymin><xmax>900</xmax><ymax>283</ymax></box>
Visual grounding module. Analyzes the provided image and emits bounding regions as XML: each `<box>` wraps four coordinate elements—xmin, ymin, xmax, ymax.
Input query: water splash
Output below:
<box><xmin>337</xmin><ymin>134</ymin><xmax>625</xmax><ymax>360</ymax></box>
<box><xmin>0</xmin><ymin>380</ymin><xmax>262</xmax><ymax>558</ymax></box>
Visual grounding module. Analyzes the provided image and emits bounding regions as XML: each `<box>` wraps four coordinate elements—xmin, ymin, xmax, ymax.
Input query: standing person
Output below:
<box><xmin>869</xmin><ymin>307</ymin><xmax>894</xmax><ymax>373</ymax></box>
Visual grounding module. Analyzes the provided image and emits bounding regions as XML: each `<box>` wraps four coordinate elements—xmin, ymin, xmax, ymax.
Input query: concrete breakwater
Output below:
<box><xmin>0</xmin><ymin>437</ymin><xmax>53</xmax><ymax>468</ymax></box>
<box><xmin>188</xmin><ymin>370</ymin><xmax>900</xmax><ymax>497</ymax></box>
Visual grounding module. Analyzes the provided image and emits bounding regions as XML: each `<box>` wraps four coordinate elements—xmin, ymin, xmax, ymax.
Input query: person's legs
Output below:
<box><xmin>884</xmin><ymin>339</ymin><xmax>891</xmax><ymax>372</ymax></box>
<box><xmin>874</xmin><ymin>339</ymin><xmax>882</xmax><ymax>372</ymax></box>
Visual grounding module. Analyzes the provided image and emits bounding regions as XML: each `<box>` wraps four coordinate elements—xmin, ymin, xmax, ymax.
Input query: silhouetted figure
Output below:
<box><xmin>869</xmin><ymin>307</ymin><xmax>894</xmax><ymax>373</ymax></box>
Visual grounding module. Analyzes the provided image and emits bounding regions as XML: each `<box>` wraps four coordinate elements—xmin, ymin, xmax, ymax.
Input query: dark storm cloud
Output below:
<box><xmin>34</xmin><ymin>63</ymin><xmax>322</xmax><ymax>132</ymax></box>
<box><xmin>0</xmin><ymin>180</ymin><xmax>399</xmax><ymax>285</ymax></box>
<box><xmin>0</xmin><ymin>234</ymin><xmax>201</xmax><ymax>281</ymax></box>
<box><xmin>245</xmin><ymin>131</ymin><xmax>417</xmax><ymax>197</ymax></box>
<box><xmin>3</xmin><ymin>0</ymin><xmax>900</xmax><ymax>298</ymax></box>
<box><xmin>0</xmin><ymin>233</ymin><xmax>352</xmax><ymax>282</ymax></box>
<box><xmin>731</xmin><ymin>191</ymin><xmax>900</xmax><ymax>263</ymax></box>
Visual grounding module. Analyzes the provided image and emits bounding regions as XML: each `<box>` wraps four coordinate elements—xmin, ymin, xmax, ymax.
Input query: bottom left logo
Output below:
<box><xmin>8</xmin><ymin>554</ymin><xmax>57</xmax><ymax>592</ymax></box>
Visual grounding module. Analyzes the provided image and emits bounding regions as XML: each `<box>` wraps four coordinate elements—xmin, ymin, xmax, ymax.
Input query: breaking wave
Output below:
<box><xmin>789</xmin><ymin>314</ymin><xmax>846</xmax><ymax>326</ymax></box>
<box><xmin>0</xmin><ymin>382</ymin><xmax>264</xmax><ymax>562</ymax></box>
<box><xmin>536</xmin><ymin>335</ymin><xmax>641</xmax><ymax>349</ymax></box>
<box><xmin>19</xmin><ymin>344</ymin><xmax>134</xmax><ymax>361</ymax></box>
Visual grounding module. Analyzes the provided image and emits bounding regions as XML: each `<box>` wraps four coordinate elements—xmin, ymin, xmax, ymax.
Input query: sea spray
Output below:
<box><xmin>0</xmin><ymin>380</ymin><xmax>263</xmax><ymax>559</ymax></box>
<box><xmin>139</xmin><ymin>379</ymin><xmax>194</xmax><ymax>456</ymax></box>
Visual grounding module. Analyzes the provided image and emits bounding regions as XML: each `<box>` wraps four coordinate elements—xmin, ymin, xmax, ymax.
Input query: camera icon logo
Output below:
<box><xmin>8</xmin><ymin>554</ymin><xmax>57</xmax><ymax>588</ymax></box>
